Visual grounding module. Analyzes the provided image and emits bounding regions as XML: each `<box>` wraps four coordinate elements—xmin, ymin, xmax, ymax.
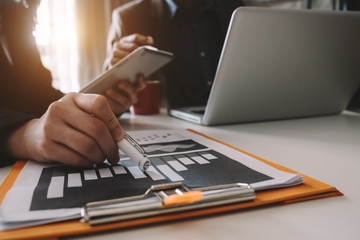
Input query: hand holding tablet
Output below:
<box><xmin>80</xmin><ymin>46</ymin><xmax>173</xmax><ymax>94</ymax></box>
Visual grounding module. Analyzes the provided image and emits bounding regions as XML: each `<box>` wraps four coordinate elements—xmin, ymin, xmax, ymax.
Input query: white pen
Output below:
<box><xmin>117</xmin><ymin>132</ymin><xmax>151</xmax><ymax>171</ymax></box>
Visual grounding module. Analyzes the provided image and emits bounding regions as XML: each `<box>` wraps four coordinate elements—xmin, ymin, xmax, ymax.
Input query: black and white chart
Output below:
<box><xmin>0</xmin><ymin>130</ymin><xmax>303</xmax><ymax>229</ymax></box>
<box><xmin>30</xmin><ymin>138</ymin><xmax>272</xmax><ymax>210</ymax></box>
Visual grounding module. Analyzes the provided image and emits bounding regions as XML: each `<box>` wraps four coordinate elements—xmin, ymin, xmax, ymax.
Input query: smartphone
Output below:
<box><xmin>80</xmin><ymin>46</ymin><xmax>173</xmax><ymax>94</ymax></box>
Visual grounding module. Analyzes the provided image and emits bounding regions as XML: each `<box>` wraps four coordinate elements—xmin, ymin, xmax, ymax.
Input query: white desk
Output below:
<box><xmin>1</xmin><ymin>111</ymin><xmax>360</xmax><ymax>240</ymax></box>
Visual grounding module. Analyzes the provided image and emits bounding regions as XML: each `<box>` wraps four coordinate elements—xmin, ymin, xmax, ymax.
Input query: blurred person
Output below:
<box><xmin>104</xmin><ymin>0</ymin><xmax>244</xmax><ymax>108</ymax></box>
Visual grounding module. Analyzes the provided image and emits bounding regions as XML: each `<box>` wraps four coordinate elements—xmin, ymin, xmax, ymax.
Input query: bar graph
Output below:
<box><xmin>30</xmin><ymin>139</ymin><xmax>272</xmax><ymax>211</ymax></box>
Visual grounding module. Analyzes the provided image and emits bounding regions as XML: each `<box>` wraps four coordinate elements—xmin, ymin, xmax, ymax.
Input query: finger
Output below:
<box><xmin>62</xmin><ymin>93</ymin><xmax>122</xmax><ymax>163</ymax></box>
<box><xmin>117</xmin><ymin>40</ymin><xmax>140</xmax><ymax>52</ymax></box>
<box><xmin>72</xmin><ymin>93</ymin><xmax>123</xmax><ymax>141</ymax></box>
<box><xmin>124</xmin><ymin>33</ymin><xmax>154</xmax><ymax>46</ymax></box>
<box><xmin>118</xmin><ymin>34</ymin><xmax>154</xmax><ymax>52</ymax></box>
<box><xmin>52</xmin><ymin>126</ymin><xmax>105</xmax><ymax>164</ymax></box>
<box><xmin>54</xmin><ymin>144</ymin><xmax>93</xmax><ymax>168</ymax></box>
<box><xmin>51</xmin><ymin>96</ymin><xmax>120</xmax><ymax>164</ymax></box>
<box><xmin>112</xmin><ymin>47</ymin><xmax>129</xmax><ymax>59</ymax></box>
<box><xmin>136</xmin><ymin>75</ymin><xmax>147</xmax><ymax>92</ymax></box>
<box><xmin>106</xmin><ymin>80</ymin><xmax>138</xmax><ymax>105</ymax></box>
<box><xmin>105</xmin><ymin>95</ymin><xmax>127</xmax><ymax>116</ymax></box>
<box><xmin>117</xmin><ymin>80</ymin><xmax>138</xmax><ymax>98</ymax></box>
<box><xmin>111</xmin><ymin>57</ymin><xmax>121</xmax><ymax>66</ymax></box>
<box><xmin>62</xmin><ymin>107</ymin><xmax>120</xmax><ymax>164</ymax></box>
<box><xmin>146</xmin><ymin>36</ymin><xmax>154</xmax><ymax>45</ymax></box>
<box><xmin>42</xmin><ymin>141</ymin><xmax>93</xmax><ymax>168</ymax></box>
<box><xmin>105</xmin><ymin>80</ymin><xmax>139</xmax><ymax>114</ymax></box>
<box><xmin>110</xmin><ymin>48</ymin><xmax>129</xmax><ymax>67</ymax></box>
<box><xmin>105</xmin><ymin>87</ymin><xmax>136</xmax><ymax>111</ymax></box>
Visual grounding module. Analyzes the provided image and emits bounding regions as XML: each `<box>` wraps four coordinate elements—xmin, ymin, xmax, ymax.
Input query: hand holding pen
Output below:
<box><xmin>8</xmin><ymin>91</ymin><xmax>151</xmax><ymax>170</ymax></box>
<box><xmin>8</xmin><ymin>93</ymin><xmax>122</xmax><ymax>168</ymax></box>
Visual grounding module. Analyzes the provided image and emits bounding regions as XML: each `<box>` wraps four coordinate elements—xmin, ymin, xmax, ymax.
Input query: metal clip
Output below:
<box><xmin>81</xmin><ymin>182</ymin><xmax>255</xmax><ymax>225</ymax></box>
<box><xmin>123</xmin><ymin>132</ymin><xmax>147</xmax><ymax>156</ymax></box>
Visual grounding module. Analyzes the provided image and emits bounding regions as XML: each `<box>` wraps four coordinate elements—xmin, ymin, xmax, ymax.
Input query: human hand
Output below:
<box><xmin>105</xmin><ymin>75</ymin><xmax>147</xmax><ymax>115</ymax></box>
<box><xmin>6</xmin><ymin>93</ymin><xmax>123</xmax><ymax>167</ymax></box>
<box><xmin>110</xmin><ymin>33</ymin><xmax>154</xmax><ymax>67</ymax></box>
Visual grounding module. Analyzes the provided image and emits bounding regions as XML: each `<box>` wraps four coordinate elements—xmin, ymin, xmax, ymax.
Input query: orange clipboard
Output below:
<box><xmin>0</xmin><ymin>129</ymin><xmax>342</xmax><ymax>240</ymax></box>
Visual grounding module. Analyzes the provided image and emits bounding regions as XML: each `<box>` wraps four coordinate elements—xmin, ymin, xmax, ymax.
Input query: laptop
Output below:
<box><xmin>169</xmin><ymin>7</ymin><xmax>360</xmax><ymax>126</ymax></box>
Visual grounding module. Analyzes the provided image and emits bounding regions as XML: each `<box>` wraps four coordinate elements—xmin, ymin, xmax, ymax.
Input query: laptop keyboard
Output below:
<box><xmin>190</xmin><ymin>109</ymin><xmax>205</xmax><ymax>115</ymax></box>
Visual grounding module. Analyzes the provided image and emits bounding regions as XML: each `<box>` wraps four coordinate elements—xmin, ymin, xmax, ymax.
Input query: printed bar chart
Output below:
<box><xmin>30</xmin><ymin>139</ymin><xmax>272</xmax><ymax>211</ymax></box>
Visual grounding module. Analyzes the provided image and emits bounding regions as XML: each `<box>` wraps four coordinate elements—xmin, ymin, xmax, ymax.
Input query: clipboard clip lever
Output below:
<box><xmin>81</xmin><ymin>182</ymin><xmax>255</xmax><ymax>225</ymax></box>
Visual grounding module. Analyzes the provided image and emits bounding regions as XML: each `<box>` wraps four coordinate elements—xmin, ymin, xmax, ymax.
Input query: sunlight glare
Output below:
<box><xmin>34</xmin><ymin>0</ymin><xmax>77</xmax><ymax>50</ymax></box>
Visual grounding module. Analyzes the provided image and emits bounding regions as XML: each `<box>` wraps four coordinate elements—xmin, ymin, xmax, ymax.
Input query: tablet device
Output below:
<box><xmin>80</xmin><ymin>46</ymin><xmax>173</xmax><ymax>94</ymax></box>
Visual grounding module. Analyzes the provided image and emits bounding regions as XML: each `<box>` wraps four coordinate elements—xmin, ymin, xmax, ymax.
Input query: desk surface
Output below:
<box><xmin>1</xmin><ymin>110</ymin><xmax>360</xmax><ymax>240</ymax></box>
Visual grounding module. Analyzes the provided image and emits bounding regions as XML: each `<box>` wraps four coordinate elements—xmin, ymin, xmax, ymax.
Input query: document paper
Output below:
<box><xmin>0</xmin><ymin>130</ymin><xmax>303</xmax><ymax>230</ymax></box>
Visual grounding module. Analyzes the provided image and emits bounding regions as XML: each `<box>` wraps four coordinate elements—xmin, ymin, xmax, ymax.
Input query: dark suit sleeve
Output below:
<box><xmin>103</xmin><ymin>0</ymin><xmax>151</xmax><ymax>71</ymax></box>
<box><xmin>0</xmin><ymin>1</ymin><xmax>64</xmax><ymax>117</ymax></box>
<box><xmin>103</xmin><ymin>4</ymin><xmax>127</xmax><ymax>70</ymax></box>
<box><xmin>0</xmin><ymin>108</ymin><xmax>34</xmax><ymax>167</ymax></box>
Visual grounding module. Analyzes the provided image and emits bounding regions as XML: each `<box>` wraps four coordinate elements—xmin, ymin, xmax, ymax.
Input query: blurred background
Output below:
<box><xmin>32</xmin><ymin>0</ymin><xmax>360</xmax><ymax>93</ymax></box>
